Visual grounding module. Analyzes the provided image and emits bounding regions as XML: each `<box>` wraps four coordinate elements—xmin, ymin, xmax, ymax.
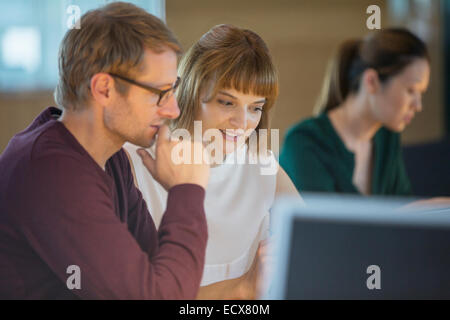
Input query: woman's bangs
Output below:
<box><xmin>217</xmin><ymin>55</ymin><xmax>278</xmax><ymax>102</ymax></box>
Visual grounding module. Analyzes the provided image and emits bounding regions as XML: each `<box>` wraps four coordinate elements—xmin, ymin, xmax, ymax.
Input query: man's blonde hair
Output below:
<box><xmin>54</xmin><ymin>2</ymin><xmax>181</xmax><ymax>110</ymax></box>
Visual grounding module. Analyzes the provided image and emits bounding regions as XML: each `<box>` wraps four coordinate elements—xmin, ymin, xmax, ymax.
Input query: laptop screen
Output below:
<box><xmin>268</xmin><ymin>197</ymin><xmax>450</xmax><ymax>299</ymax></box>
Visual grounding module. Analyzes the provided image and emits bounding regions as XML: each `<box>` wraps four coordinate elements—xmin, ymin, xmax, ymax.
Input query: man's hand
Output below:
<box><xmin>137</xmin><ymin>125</ymin><xmax>210</xmax><ymax>190</ymax></box>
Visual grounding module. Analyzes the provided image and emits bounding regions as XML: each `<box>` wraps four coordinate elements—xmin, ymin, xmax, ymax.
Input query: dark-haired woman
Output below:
<box><xmin>280</xmin><ymin>28</ymin><xmax>430</xmax><ymax>195</ymax></box>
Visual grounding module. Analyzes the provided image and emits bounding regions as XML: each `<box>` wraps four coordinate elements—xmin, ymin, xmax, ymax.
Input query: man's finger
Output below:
<box><xmin>137</xmin><ymin>148</ymin><xmax>156</xmax><ymax>176</ymax></box>
<box><xmin>157</xmin><ymin>125</ymin><xmax>171</xmax><ymax>145</ymax></box>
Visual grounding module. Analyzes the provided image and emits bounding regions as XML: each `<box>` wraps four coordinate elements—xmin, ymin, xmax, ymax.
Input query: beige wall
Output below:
<box><xmin>0</xmin><ymin>0</ymin><xmax>445</xmax><ymax>153</ymax></box>
<box><xmin>0</xmin><ymin>91</ymin><xmax>54</xmax><ymax>152</ymax></box>
<box><xmin>166</xmin><ymin>0</ymin><xmax>445</xmax><ymax>145</ymax></box>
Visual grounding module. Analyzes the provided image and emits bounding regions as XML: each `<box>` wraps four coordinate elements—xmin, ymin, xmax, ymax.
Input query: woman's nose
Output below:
<box><xmin>229</xmin><ymin>108</ymin><xmax>247</xmax><ymax>129</ymax></box>
<box><xmin>413</xmin><ymin>95</ymin><xmax>423</xmax><ymax>112</ymax></box>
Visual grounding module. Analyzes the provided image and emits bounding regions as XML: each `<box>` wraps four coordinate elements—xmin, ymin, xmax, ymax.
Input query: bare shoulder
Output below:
<box><xmin>275</xmin><ymin>165</ymin><xmax>303</xmax><ymax>202</ymax></box>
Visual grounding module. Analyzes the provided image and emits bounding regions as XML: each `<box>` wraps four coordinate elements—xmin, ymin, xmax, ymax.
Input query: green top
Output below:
<box><xmin>279</xmin><ymin>113</ymin><xmax>412</xmax><ymax>196</ymax></box>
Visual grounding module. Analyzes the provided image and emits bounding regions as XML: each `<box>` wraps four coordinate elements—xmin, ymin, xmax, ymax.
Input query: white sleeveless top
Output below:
<box><xmin>124</xmin><ymin>142</ymin><xmax>278</xmax><ymax>286</ymax></box>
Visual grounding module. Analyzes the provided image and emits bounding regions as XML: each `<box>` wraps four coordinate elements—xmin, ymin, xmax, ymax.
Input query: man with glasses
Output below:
<box><xmin>108</xmin><ymin>73</ymin><xmax>181</xmax><ymax>107</ymax></box>
<box><xmin>0</xmin><ymin>2</ymin><xmax>210</xmax><ymax>299</ymax></box>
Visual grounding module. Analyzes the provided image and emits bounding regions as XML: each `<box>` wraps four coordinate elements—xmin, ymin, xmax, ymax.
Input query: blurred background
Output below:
<box><xmin>1</xmin><ymin>0</ymin><xmax>449</xmax><ymax>195</ymax></box>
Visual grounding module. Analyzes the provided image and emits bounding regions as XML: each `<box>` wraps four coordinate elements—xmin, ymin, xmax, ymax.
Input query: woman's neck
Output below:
<box><xmin>328</xmin><ymin>95</ymin><xmax>382</xmax><ymax>151</ymax></box>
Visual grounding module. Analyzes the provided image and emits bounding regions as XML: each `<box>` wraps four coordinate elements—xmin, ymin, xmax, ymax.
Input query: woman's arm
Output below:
<box><xmin>400</xmin><ymin>197</ymin><xmax>450</xmax><ymax>211</ymax></box>
<box><xmin>275</xmin><ymin>165</ymin><xmax>304</xmax><ymax>202</ymax></box>
<box><xmin>196</xmin><ymin>274</ymin><xmax>255</xmax><ymax>300</ymax></box>
<box><xmin>196</xmin><ymin>239</ymin><xmax>275</xmax><ymax>300</ymax></box>
<box><xmin>196</xmin><ymin>247</ymin><xmax>264</xmax><ymax>300</ymax></box>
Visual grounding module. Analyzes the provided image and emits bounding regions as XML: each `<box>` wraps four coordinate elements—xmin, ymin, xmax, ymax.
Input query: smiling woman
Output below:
<box><xmin>124</xmin><ymin>24</ymin><xmax>302</xmax><ymax>300</ymax></box>
<box><xmin>173</xmin><ymin>24</ymin><xmax>278</xmax><ymax>147</ymax></box>
<box><xmin>198</xmin><ymin>88</ymin><xmax>266</xmax><ymax>157</ymax></box>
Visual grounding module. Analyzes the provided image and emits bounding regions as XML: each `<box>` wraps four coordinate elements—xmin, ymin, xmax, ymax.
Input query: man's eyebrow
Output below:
<box><xmin>140</xmin><ymin>79</ymin><xmax>176</xmax><ymax>89</ymax></box>
<box><xmin>218</xmin><ymin>91</ymin><xmax>266</xmax><ymax>104</ymax></box>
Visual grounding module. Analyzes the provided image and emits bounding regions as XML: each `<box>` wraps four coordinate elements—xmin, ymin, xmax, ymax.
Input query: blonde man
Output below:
<box><xmin>0</xmin><ymin>2</ymin><xmax>209</xmax><ymax>299</ymax></box>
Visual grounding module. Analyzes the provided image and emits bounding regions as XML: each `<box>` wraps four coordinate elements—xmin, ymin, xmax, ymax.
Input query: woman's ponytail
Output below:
<box><xmin>314</xmin><ymin>39</ymin><xmax>361</xmax><ymax>115</ymax></box>
<box><xmin>314</xmin><ymin>28</ymin><xmax>429</xmax><ymax>115</ymax></box>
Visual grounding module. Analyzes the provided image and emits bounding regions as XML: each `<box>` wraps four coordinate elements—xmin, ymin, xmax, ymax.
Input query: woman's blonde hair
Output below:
<box><xmin>173</xmin><ymin>24</ymin><xmax>278</xmax><ymax>137</ymax></box>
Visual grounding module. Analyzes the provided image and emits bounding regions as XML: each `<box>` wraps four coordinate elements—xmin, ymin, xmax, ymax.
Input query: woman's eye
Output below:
<box><xmin>218</xmin><ymin>99</ymin><xmax>233</xmax><ymax>106</ymax></box>
<box><xmin>253</xmin><ymin>106</ymin><xmax>263</xmax><ymax>112</ymax></box>
<box><xmin>407</xmin><ymin>88</ymin><xmax>416</xmax><ymax>95</ymax></box>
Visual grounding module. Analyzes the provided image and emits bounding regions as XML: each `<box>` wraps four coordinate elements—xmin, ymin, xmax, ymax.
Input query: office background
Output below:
<box><xmin>0</xmin><ymin>0</ymin><xmax>448</xmax><ymax>196</ymax></box>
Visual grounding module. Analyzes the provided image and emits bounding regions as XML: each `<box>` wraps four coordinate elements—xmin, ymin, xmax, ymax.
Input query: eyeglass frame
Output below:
<box><xmin>108</xmin><ymin>73</ymin><xmax>181</xmax><ymax>106</ymax></box>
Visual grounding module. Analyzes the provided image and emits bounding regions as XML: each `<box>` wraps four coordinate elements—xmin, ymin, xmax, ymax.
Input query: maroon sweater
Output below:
<box><xmin>0</xmin><ymin>107</ymin><xmax>208</xmax><ymax>299</ymax></box>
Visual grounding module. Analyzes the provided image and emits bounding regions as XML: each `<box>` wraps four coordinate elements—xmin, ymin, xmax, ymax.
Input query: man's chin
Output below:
<box><xmin>143</xmin><ymin>138</ymin><xmax>156</xmax><ymax>149</ymax></box>
<box><xmin>130</xmin><ymin>136</ymin><xmax>156</xmax><ymax>149</ymax></box>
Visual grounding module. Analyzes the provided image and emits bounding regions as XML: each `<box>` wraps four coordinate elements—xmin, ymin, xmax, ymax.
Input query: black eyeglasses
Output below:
<box><xmin>109</xmin><ymin>73</ymin><xmax>181</xmax><ymax>107</ymax></box>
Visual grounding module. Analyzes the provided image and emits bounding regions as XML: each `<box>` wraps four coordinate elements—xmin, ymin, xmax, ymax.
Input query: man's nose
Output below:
<box><xmin>158</xmin><ymin>95</ymin><xmax>180</xmax><ymax>120</ymax></box>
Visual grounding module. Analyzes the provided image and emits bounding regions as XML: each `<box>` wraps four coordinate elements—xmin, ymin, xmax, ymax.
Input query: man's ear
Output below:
<box><xmin>90</xmin><ymin>73</ymin><xmax>114</xmax><ymax>105</ymax></box>
<box><xmin>361</xmin><ymin>68</ymin><xmax>380</xmax><ymax>95</ymax></box>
